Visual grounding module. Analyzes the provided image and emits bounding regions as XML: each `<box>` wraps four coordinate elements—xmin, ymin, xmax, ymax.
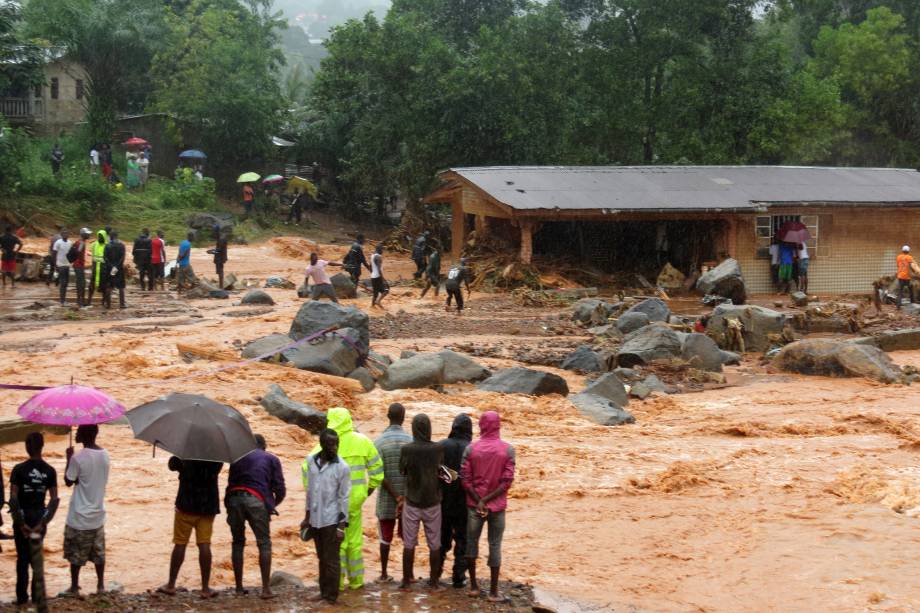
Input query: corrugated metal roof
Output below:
<box><xmin>445</xmin><ymin>166</ymin><xmax>920</xmax><ymax>212</ymax></box>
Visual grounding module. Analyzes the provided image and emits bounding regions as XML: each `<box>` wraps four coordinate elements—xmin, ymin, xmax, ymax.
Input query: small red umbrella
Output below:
<box><xmin>777</xmin><ymin>221</ymin><xmax>811</xmax><ymax>244</ymax></box>
<box><xmin>123</xmin><ymin>137</ymin><xmax>148</xmax><ymax>147</ymax></box>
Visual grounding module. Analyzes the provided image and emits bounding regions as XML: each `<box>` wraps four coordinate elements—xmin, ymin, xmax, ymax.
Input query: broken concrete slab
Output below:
<box><xmin>571</xmin><ymin>393</ymin><xmax>635</xmax><ymax>426</ymax></box>
<box><xmin>259</xmin><ymin>384</ymin><xmax>326</xmax><ymax>433</ymax></box>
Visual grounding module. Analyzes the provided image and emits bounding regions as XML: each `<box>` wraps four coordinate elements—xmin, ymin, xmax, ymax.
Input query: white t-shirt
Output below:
<box><xmin>53</xmin><ymin>238</ymin><xmax>73</xmax><ymax>268</ymax></box>
<box><xmin>371</xmin><ymin>253</ymin><xmax>382</xmax><ymax>279</ymax></box>
<box><xmin>90</xmin><ymin>149</ymin><xmax>99</xmax><ymax>165</ymax></box>
<box><xmin>65</xmin><ymin>447</ymin><xmax>110</xmax><ymax>530</ymax></box>
<box><xmin>799</xmin><ymin>245</ymin><xmax>809</xmax><ymax>260</ymax></box>
<box><xmin>768</xmin><ymin>243</ymin><xmax>779</xmax><ymax>265</ymax></box>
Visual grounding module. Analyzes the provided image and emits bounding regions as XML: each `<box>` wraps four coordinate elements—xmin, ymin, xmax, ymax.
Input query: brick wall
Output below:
<box><xmin>734</xmin><ymin>207</ymin><xmax>920</xmax><ymax>295</ymax></box>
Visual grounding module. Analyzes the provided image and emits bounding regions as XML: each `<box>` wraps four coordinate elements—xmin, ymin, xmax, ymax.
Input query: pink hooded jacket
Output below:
<box><xmin>460</xmin><ymin>411</ymin><xmax>516</xmax><ymax>513</ymax></box>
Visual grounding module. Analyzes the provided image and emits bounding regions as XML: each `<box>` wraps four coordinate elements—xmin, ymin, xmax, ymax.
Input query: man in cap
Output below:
<box><xmin>303</xmin><ymin>407</ymin><xmax>383</xmax><ymax>590</ymax></box>
<box><xmin>896</xmin><ymin>245</ymin><xmax>920</xmax><ymax>309</ymax></box>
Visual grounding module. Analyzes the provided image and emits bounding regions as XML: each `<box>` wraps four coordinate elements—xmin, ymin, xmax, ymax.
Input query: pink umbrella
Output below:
<box><xmin>18</xmin><ymin>384</ymin><xmax>126</xmax><ymax>443</ymax></box>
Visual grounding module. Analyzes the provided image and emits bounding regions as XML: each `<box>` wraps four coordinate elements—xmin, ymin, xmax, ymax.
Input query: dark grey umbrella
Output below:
<box><xmin>126</xmin><ymin>393</ymin><xmax>257</xmax><ymax>463</ymax></box>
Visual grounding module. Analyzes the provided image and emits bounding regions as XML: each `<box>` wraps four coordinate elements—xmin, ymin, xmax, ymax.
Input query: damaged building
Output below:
<box><xmin>424</xmin><ymin>166</ymin><xmax>920</xmax><ymax>294</ymax></box>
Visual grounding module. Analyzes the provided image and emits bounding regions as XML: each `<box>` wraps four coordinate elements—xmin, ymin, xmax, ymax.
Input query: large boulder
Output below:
<box><xmin>616</xmin><ymin>311</ymin><xmax>650</xmax><ymax>334</ymax></box>
<box><xmin>477</xmin><ymin>367</ymin><xmax>569</xmax><ymax>396</ymax></box>
<box><xmin>241</xmin><ymin>333</ymin><xmax>294</xmax><ymax>361</ymax></box>
<box><xmin>285</xmin><ymin>327</ymin><xmax>363</xmax><ymax>377</ymax></box>
<box><xmin>774</xmin><ymin>339</ymin><xmax>902</xmax><ymax>383</ymax></box>
<box><xmin>681</xmin><ymin>333</ymin><xmax>723</xmax><ymax>372</ymax></box>
<box><xmin>707</xmin><ymin>304</ymin><xmax>784</xmax><ymax>353</ymax></box>
<box><xmin>290</xmin><ymin>301</ymin><xmax>370</xmax><ymax>348</ymax></box>
<box><xmin>560</xmin><ymin>345</ymin><xmax>604</xmax><ymax>373</ymax></box>
<box><xmin>265</xmin><ymin>276</ymin><xmax>296</xmax><ymax>289</ymax></box>
<box><xmin>622</xmin><ymin>298</ymin><xmax>670</xmax><ymax>323</ymax></box>
<box><xmin>187</xmin><ymin>212</ymin><xmax>234</xmax><ymax>235</ymax></box>
<box><xmin>616</xmin><ymin>323</ymin><xmax>683</xmax><ymax>367</ymax></box>
<box><xmin>571</xmin><ymin>393</ymin><xmax>635</xmax><ymax>426</ymax></box>
<box><xmin>241</xmin><ymin>289</ymin><xmax>275</xmax><ymax>306</ymax></box>
<box><xmin>379</xmin><ymin>354</ymin><xmax>445</xmax><ymax>390</ymax></box>
<box><xmin>696</xmin><ymin>258</ymin><xmax>746</xmax><ymax>304</ymax></box>
<box><xmin>330</xmin><ymin>272</ymin><xmax>357</xmax><ymax>299</ymax></box>
<box><xmin>875</xmin><ymin>328</ymin><xmax>920</xmax><ymax>352</ymax></box>
<box><xmin>438</xmin><ymin>350</ymin><xmax>491</xmax><ymax>384</ymax></box>
<box><xmin>582</xmin><ymin>373</ymin><xmax>629</xmax><ymax>407</ymax></box>
<box><xmin>657</xmin><ymin>263</ymin><xmax>686</xmax><ymax>290</ymax></box>
<box><xmin>259</xmin><ymin>384</ymin><xmax>326</xmax><ymax>433</ymax></box>
<box><xmin>347</xmin><ymin>367</ymin><xmax>376</xmax><ymax>392</ymax></box>
<box><xmin>572</xmin><ymin>299</ymin><xmax>610</xmax><ymax>326</ymax></box>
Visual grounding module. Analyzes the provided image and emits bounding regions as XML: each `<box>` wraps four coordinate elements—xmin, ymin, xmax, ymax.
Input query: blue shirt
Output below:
<box><xmin>779</xmin><ymin>243</ymin><xmax>794</xmax><ymax>266</ymax></box>
<box><xmin>178</xmin><ymin>240</ymin><xmax>191</xmax><ymax>267</ymax></box>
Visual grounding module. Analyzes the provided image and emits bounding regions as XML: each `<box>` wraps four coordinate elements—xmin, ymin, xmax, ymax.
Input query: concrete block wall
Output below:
<box><xmin>734</xmin><ymin>208</ymin><xmax>920</xmax><ymax>295</ymax></box>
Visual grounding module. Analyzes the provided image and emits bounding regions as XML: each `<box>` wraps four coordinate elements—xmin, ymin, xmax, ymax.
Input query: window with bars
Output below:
<box><xmin>755</xmin><ymin>214</ymin><xmax>819</xmax><ymax>259</ymax></box>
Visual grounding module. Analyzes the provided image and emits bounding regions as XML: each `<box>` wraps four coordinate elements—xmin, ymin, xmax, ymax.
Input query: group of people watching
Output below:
<box><xmin>769</xmin><ymin>238</ymin><xmax>810</xmax><ymax>294</ymax></box>
<box><xmin>1</xmin><ymin>405</ymin><xmax>515</xmax><ymax>609</ymax></box>
<box><xmin>45</xmin><ymin>226</ymin><xmax>128</xmax><ymax>309</ymax></box>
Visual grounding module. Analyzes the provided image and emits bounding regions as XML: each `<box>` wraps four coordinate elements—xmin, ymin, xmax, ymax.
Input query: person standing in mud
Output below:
<box><xmin>370</xmin><ymin>244</ymin><xmax>389</xmax><ymax>309</ymax></box>
<box><xmin>445</xmin><ymin>258</ymin><xmax>471</xmax><ymax>315</ymax></box>
<box><xmin>176</xmin><ymin>231</ymin><xmax>194</xmax><ymax>293</ymax></box>
<box><xmin>301</xmin><ymin>429</ymin><xmax>350</xmax><ymax>605</ymax></box>
<box><xmin>399</xmin><ymin>414</ymin><xmax>445</xmax><ymax>591</ymax></box>
<box><xmin>9</xmin><ymin>432</ymin><xmax>59</xmax><ymax>613</ymax></box>
<box><xmin>896</xmin><ymin>245</ymin><xmax>920</xmax><ymax>309</ymax></box>
<box><xmin>303</xmin><ymin>407</ymin><xmax>383</xmax><ymax>591</ymax></box>
<box><xmin>86</xmin><ymin>229</ymin><xmax>107</xmax><ymax>307</ymax></box>
<box><xmin>132</xmin><ymin>228</ymin><xmax>153</xmax><ymax>291</ymax></box>
<box><xmin>103</xmin><ymin>231</ymin><xmax>126</xmax><ymax>309</ymax></box>
<box><xmin>420</xmin><ymin>247</ymin><xmax>442</xmax><ymax>298</ymax></box>
<box><xmin>46</xmin><ymin>225</ymin><xmax>62</xmax><ymax>287</ymax></box>
<box><xmin>461</xmin><ymin>411</ymin><xmax>515</xmax><ymax>602</ymax></box>
<box><xmin>0</xmin><ymin>225</ymin><xmax>23</xmax><ymax>288</ymax></box>
<box><xmin>158</xmin><ymin>456</ymin><xmax>222</xmax><ymax>600</ymax></box>
<box><xmin>150</xmin><ymin>230</ymin><xmax>166</xmax><ymax>291</ymax></box>
<box><xmin>343</xmin><ymin>234</ymin><xmax>371</xmax><ymax>286</ymax></box>
<box><xmin>374</xmin><ymin>403</ymin><xmax>413</xmax><ymax>582</ymax></box>
<box><xmin>63</xmin><ymin>425</ymin><xmax>110</xmax><ymax>597</ymax></box>
<box><xmin>211</xmin><ymin>226</ymin><xmax>228</xmax><ymax>289</ymax></box>
<box><xmin>225</xmin><ymin>434</ymin><xmax>286</xmax><ymax>600</ymax></box>
<box><xmin>439</xmin><ymin>414</ymin><xmax>472</xmax><ymax>588</ymax></box>
<box><xmin>71</xmin><ymin>229</ymin><xmax>91</xmax><ymax>307</ymax></box>
<box><xmin>412</xmin><ymin>232</ymin><xmax>429</xmax><ymax>280</ymax></box>
<box><xmin>51</xmin><ymin>229</ymin><xmax>73</xmax><ymax>306</ymax></box>
<box><xmin>304</xmin><ymin>252</ymin><xmax>343</xmax><ymax>302</ymax></box>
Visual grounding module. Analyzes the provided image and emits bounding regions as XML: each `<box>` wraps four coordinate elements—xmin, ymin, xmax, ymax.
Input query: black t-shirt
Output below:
<box><xmin>399</xmin><ymin>441</ymin><xmax>444</xmax><ymax>508</ymax></box>
<box><xmin>10</xmin><ymin>459</ymin><xmax>57</xmax><ymax>526</ymax></box>
<box><xmin>445</xmin><ymin>266</ymin><xmax>467</xmax><ymax>290</ymax></box>
<box><xmin>170</xmin><ymin>457</ymin><xmax>222</xmax><ymax>515</ymax></box>
<box><xmin>0</xmin><ymin>233</ymin><xmax>21</xmax><ymax>262</ymax></box>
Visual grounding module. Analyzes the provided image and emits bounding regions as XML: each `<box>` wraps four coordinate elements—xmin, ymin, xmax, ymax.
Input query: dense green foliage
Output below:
<box><xmin>150</xmin><ymin>0</ymin><xmax>287</xmax><ymax>166</ymax></box>
<box><xmin>301</xmin><ymin>0</ymin><xmax>920</xmax><ymax>206</ymax></box>
<box><xmin>0</xmin><ymin>1</ymin><xmax>43</xmax><ymax>94</ymax></box>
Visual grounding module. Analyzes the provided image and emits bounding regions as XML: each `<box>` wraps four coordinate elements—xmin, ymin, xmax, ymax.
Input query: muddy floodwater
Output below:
<box><xmin>2</xmin><ymin>238</ymin><xmax>920</xmax><ymax>611</ymax></box>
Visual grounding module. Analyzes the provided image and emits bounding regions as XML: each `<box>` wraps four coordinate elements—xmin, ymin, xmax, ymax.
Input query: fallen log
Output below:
<box><xmin>175</xmin><ymin>342</ymin><xmax>364</xmax><ymax>393</ymax></box>
<box><xmin>0</xmin><ymin>417</ymin><xmax>69</xmax><ymax>446</ymax></box>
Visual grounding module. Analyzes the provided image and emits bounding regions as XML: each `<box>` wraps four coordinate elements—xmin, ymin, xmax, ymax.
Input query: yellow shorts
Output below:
<box><xmin>173</xmin><ymin>510</ymin><xmax>215</xmax><ymax>545</ymax></box>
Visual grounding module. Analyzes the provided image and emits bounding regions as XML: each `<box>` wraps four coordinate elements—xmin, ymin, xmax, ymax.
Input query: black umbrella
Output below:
<box><xmin>126</xmin><ymin>393</ymin><xmax>257</xmax><ymax>463</ymax></box>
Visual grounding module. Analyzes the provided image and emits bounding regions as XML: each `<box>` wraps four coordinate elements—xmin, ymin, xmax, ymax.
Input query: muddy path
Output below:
<box><xmin>1</xmin><ymin>237</ymin><xmax>920</xmax><ymax>612</ymax></box>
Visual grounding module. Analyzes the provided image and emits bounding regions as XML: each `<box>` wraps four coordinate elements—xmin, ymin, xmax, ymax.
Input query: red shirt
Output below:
<box><xmin>72</xmin><ymin>240</ymin><xmax>87</xmax><ymax>268</ymax></box>
<box><xmin>151</xmin><ymin>237</ymin><xmax>165</xmax><ymax>264</ymax></box>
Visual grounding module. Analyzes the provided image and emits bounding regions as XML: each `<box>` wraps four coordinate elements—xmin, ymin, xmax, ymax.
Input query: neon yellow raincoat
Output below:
<box><xmin>91</xmin><ymin>229</ymin><xmax>108</xmax><ymax>288</ymax></box>
<box><xmin>303</xmin><ymin>407</ymin><xmax>383</xmax><ymax>589</ymax></box>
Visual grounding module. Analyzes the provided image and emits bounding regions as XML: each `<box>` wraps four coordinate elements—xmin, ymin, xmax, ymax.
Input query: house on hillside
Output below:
<box><xmin>0</xmin><ymin>52</ymin><xmax>88</xmax><ymax>136</ymax></box>
<box><xmin>424</xmin><ymin>166</ymin><xmax>920</xmax><ymax>294</ymax></box>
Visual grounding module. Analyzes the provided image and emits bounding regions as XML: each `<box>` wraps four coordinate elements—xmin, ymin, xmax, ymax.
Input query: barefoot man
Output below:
<box><xmin>63</xmin><ymin>425</ymin><xmax>110</xmax><ymax>597</ymax></box>
<box><xmin>158</xmin><ymin>456</ymin><xmax>222</xmax><ymax>599</ymax></box>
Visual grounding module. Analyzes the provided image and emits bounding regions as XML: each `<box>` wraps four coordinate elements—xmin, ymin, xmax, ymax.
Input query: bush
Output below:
<box><xmin>159</xmin><ymin>177</ymin><xmax>217</xmax><ymax>210</ymax></box>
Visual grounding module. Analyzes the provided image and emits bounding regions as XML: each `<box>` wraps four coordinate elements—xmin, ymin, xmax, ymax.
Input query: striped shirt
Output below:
<box><xmin>374</xmin><ymin>425</ymin><xmax>412</xmax><ymax>519</ymax></box>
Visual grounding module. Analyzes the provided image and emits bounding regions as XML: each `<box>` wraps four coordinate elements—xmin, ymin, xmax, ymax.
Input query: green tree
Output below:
<box><xmin>24</xmin><ymin>0</ymin><xmax>167</xmax><ymax>141</ymax></box>
<box><xmin>150</xmin><ymin>0</ymin><xmax>286</xmax><ymax>166</ymax></box>
<box><xmin>0</xmin><ymin>1</ymin><xmax>43</xmax><ymax>95</ymax></box>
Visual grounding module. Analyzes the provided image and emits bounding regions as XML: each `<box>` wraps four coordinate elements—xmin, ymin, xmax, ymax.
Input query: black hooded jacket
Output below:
<box><xmin>399</xmin><ymin>414</ymin><xmax>444</xmax><ymax>508</ymax></box>
<box><xmin>439</xmin><ymin>414</ymin><xmax>472</xmax><ymax>511</ymax></box>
